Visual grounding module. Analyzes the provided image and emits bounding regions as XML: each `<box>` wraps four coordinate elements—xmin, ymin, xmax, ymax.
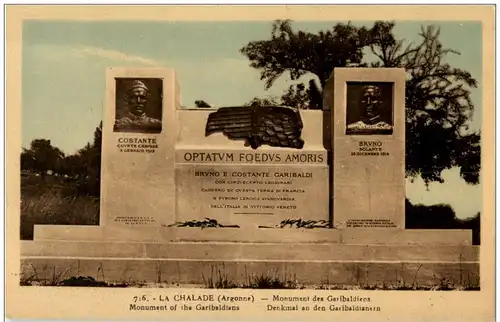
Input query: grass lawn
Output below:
<box><xmin>20</xmin><ymin>173</ymin><xmax>99</xmax><ymax>240</ymax></box>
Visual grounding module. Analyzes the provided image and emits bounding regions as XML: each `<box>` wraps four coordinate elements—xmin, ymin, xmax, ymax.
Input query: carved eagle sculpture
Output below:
<box><xmin>205</xmin><ymin>105</ymin><xmax>305</xmax><ymax>150</ymax></box>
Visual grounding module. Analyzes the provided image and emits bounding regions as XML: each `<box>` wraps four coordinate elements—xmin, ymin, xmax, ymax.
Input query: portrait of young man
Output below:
<box><xmin>113</xmin><ymin>78</ymin><xmax>163</xmax><ymax>133</ymax></box>
<box><xmin>346</xmin><ymin>83</ymin><xmax>394</xmax><ymax>135</ymax></box>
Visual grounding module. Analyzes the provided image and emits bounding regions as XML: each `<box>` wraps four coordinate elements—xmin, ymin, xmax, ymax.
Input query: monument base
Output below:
<box><xmin>20</xmin><ymin>225</ymin><xmax>479</xmax><ymax>288</ymax></box>
<box><xmin>32</xmin><ymin>225</ymin><xmax>473</xmax><ymax>245</ymax></box>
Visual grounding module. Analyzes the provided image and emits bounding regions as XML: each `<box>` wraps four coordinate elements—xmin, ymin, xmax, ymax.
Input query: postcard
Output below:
<box><xmin>5</xmin><ymin>4</ymin><xmax>495</xmax><ymax>321</ymax></box>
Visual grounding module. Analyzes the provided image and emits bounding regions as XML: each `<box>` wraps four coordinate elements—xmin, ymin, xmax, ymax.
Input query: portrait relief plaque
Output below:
<box><xmin>113</xmin><ymin>78</ymin><xmax>163</xmax><ymax>134</ymax></box>
<box><xmin>346</xmin><ymin>82</ymin><xmax>394</xmax><ymax>135</ymax></box>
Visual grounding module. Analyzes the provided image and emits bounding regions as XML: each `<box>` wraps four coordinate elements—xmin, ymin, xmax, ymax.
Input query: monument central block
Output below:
<box><xmin>174</xmin><ymin>108</ymin><xmax>329</xmax><ymax>228</ymax></box>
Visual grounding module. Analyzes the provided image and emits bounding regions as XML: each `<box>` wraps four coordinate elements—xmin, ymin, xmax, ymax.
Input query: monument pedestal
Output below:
<box><xmin>31</xmin><ymin>225</ymin><xmax>473</xmax><ymax>245</ymax></box>
<box><xmin>21</xmin><ymin>225</ymin><xmax>478</xmax><ymax>287</ymax></box>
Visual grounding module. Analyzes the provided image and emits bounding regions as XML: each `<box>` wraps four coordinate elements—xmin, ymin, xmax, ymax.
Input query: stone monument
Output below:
<box><xmin>332</xmin><ymin>68</ymin><xmax>406</xmax><ymax>229</ymax></box>
<box><xmin>100</xmin><ymin>68</ymin><xmax>178</xmax><ymax>227</ymax></box>
<box><xmin>19</xmin><ymin>66</ymin><xmax>478</xmax><ymax>288</ymax></box>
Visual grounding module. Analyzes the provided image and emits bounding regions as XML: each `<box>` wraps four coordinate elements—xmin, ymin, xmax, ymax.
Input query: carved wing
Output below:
<box><xmin>205</xmin><ymin>105</ymin><xmax>304</xmax><ymax>150</ymax></box>
<box><xmin>253</xmin><ymin>106</ymin><xmax>304</xmax><ymax>149</ymax></box>
<box><xmin>205</xmin><ymin>106</ymin><xmax>254</xmax><ymax>141</ymax></box>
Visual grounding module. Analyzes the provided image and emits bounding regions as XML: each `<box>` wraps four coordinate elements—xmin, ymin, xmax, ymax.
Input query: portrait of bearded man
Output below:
<box><xmin>113</xmin><ymin>79</ymin><xmax>162</xmax><ymax>133</ymax></box>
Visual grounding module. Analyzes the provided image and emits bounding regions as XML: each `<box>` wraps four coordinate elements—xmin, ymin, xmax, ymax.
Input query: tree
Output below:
<box><xmin>280</xmin><ymin>80</ymin><xmax>322</xmax><ymax>109</ymax></box>
<box><xmin>368</xmin><ymin>22</ymin><xmax>480</xmax><ymax>184</ymax></box>
<box><xmin>21</xmin><ymin>139</ymin><xmax>64</xmax><ymax>179</ymax></box>
<box><xmin>460</xmin><ymin>212</ymin><xmax>480</xmax><ymax>245</ymax></box>
<box><xmin>20</xmin><ymin>150</ymin><xmax>35</xmax><ymax>172</ymax></box>
<box><xmin>93</xmin><ymin>121</ymin><xmax>102</xmax><ymax>149</ymax></box>
<box><xmin>60</xmin><ymin>154</ymin><xmax>81</xmax><ymax>178</ymax></box>
<box><xmin>280</xmin><ymin>83</ymin><xmax>308</xmax><ymax>109</ymax></box>
<box><xmin>195</xmin><ymin>100</ymin><xmax>212</xmax><ymax>108</ymax></box>
<box><xmin>240</xmin><ymin>20</ymin><xmax>480</xmax><ymax>184</ymax></box>
<box><xmin>405</xmin><ymin>199</ymin><xmax>458</xmax><ymax>229</ymax></box>
<box><xmin>241</xmin><ymin>20</ymin><xmax>372</xmax><ymax>109</ymax></box>
<box><xmin>241</xmin><ymin>20</ymin><xmax>371</xmax><ymax>90</ymax></box>
<box><xmin>74</xmin><ymin>122</ymin><xmax>102</xmax><ymax>196</ymax></box>
<box><xmin>244</xmin><ymin>96</ymin><xmax>279</xmax><ymax>106</ymax></box>
<box><xmin>57</xmin><ymin>122</ymin><xmax>102</xmax><ymax>195</ymax></box>
<box><xmin>405</xmin><ymin>199</ymin><xmax>480</xmax><ymax>245</ymax></box>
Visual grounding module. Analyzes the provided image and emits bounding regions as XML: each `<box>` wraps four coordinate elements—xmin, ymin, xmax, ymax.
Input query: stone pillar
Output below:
<box><xmin>332</xmin><ymin>68</ymin><xmax>406</xmax><ymax>229</ymax></box>
<box><xmin>100</xmin><ymin>68</ymin><xmax>178</xmax><ymax>227</ymax></box>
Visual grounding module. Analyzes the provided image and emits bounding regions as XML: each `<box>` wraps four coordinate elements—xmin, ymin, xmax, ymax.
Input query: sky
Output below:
<box><xmin>21</xmin><ymin>20</ymin><xmax>483</xmax><ymax>219</ymax></box>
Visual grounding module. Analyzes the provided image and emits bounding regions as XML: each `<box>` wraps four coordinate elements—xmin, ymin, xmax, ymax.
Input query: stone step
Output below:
<box><xmin>33</xmin><ymin>225</ymin><xmax>473</xmax><ymax>245</ymax></box>
<box><xmin>21</xmin><ymin>240</ymin><xmax>479</xmax><ymax>262</ymax></box>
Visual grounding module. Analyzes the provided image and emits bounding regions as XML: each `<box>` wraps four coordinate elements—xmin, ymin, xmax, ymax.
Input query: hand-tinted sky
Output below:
<box><xmin>21</xmin><ymin>20</ymin><xmax>482</xmax><ymax>218</ymax></box>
